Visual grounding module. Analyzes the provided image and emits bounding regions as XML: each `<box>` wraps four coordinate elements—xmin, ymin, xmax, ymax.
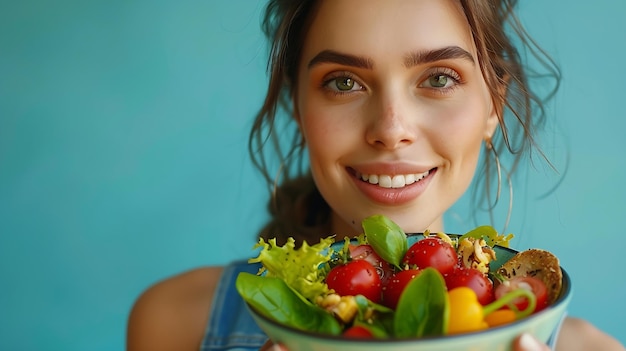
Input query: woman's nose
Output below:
<box><xmin>365</xmin><ymin>96</ymin><xmax>417</xmax><ymax>150</ymax></box>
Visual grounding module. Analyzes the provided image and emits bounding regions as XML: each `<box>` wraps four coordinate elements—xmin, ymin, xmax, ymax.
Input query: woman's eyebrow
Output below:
<box><xmin>307</xmin><ymin>46</ymin><xmax>474</xmax><ymax>71</ymax></box>
<box><xmin>307</xmin><ymin>50</ymin><xmax>374</xmax><ymax>70</ymax></box>
<box><xmin>404</xmin><ymin>46</ymin><xmax>475</xmax><ymax>67</ymax></box>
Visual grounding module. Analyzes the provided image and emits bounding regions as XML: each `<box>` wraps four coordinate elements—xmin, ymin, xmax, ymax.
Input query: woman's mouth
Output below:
<box><xmin>348</xmin><ymin>167</ymin><xmax>437</xmax><ymax>205</ymax></box>
<box><xmin>355</xmin><ymin>169</ymin><xmax>432</xmax><ymax>189</ymax></box>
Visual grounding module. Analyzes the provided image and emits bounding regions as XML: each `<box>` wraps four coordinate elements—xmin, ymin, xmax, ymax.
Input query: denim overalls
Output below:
<box><xmin>201</xmin><ymin>260</ymin><xmax>267</xmax><ymax>351</ymax></box>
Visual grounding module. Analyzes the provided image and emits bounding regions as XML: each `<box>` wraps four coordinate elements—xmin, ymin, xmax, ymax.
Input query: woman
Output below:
<box><xmin>127</xmin><ymin>1</ymin><xmax>625</xmax><ymax>350</ymax></box>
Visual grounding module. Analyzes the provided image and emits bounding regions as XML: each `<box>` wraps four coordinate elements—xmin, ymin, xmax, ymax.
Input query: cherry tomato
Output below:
<box><xmin>326</xmin><ymin>259</ymin><xmax>382</xmax><ymax>303</ymax></box>
<box><xmin>382</xmin><ymin>268</ymin><xmax>421</xmax><ymax>310</ymax></box>
<box><xmin>444</xmin><ymin>267</ymin><xmax>494</xmax><ymax>305</ymax></box>
<box><xmin>342</xmin><ymin>325</ymin><xmax>373</xmax><ymax>338</ymax></box>
<box><xmin>403</xmin><ymin>237</ymin><xmax>458</xmax><ymax>275</ymax></box>
<box><xmin>349</xmin><ymin>244</ymin><xmax>394</xmax><ymax>284</ymax></box>
<box><xmin>494</xmin><ymin>276</ymin><xmax>548</xmax><ymax>313</ymax></box>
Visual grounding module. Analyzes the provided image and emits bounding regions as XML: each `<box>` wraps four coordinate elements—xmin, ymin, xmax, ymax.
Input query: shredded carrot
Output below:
<box><xmin>485</xmin><ymin>309</ymin><xmax>517</xmax><ymax>328</ymax></box>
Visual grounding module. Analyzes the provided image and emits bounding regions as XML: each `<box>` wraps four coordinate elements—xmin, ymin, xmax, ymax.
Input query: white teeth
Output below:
<box><xmin>391</xmin><ymin>175</ymin><xmax>404</xmax><ymax>188</ymax></box>
<box><xmin>379</xmin><ymin>175</ymin><xmax>392</xmax><ymax>188</ymax></box>
<box><xmin>368</xmin><ymin>174</ymin><xmax>378</xmax><ymax>184</ymax></box>
<box><xmin>358</xmin><ymin>170</ymin><xmax>430</xmax><ymax>188</ymax></box>
<box><xmin>405</xmin><ymin>174</ymin><xmax>416</xmax><ymax>185</ymax></box>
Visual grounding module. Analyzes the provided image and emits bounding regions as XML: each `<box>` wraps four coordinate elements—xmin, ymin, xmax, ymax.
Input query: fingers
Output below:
<box><xmin>259</xmin><ymin>340</ymin><xmax>288</xmax><ymax>351</ymax></box>
<box><xmin>514</xmin><ymin>333</ymin><xmax>551</xmax><ymax>351</ymax></box>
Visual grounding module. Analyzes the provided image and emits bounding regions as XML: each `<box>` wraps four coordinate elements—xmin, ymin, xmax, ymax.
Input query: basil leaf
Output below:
<box><xmin>393</xmin><ymin>267</ymin><xmax>449</xmax><ymax>338</ymax></box>
<box><xmin>236</xmin><ymin>272</ymin><xmax>342</xmax><ymax>335</ymax></box>
<box><xmin>362</xmin><ymin>214</ymin><xmax>408</xmax><ymax>268</ymax></box>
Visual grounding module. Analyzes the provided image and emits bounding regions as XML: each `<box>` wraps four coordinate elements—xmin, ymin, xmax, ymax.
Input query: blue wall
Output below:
<box><xmin>1</xmin><ymin>1</ymin><xmax>624</xmax><ymax>350</ymax></box>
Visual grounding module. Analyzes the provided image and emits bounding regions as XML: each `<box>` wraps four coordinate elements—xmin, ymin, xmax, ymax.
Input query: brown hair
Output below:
<box><xmin>249</xmin><ymin>0</ymin><xmax>560</xmax><ymax>244</ymax></box>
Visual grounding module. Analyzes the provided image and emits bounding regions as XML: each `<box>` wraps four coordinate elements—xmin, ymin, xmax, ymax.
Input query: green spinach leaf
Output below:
<box><xmin>393</xmin><ymin>267</ymin><xmax>449</xmax><ymax>337</ymax></box>
<box><xmin>236</xmin><ymin>272</ymin><xmax>342</xmax><ymax>335</ymax></box>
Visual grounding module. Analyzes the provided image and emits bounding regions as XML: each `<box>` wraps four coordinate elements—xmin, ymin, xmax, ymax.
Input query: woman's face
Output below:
<box><xmin>295</xmin><ymin>0</ymin><xmax>499</xmax><ymax>235</ymax></box>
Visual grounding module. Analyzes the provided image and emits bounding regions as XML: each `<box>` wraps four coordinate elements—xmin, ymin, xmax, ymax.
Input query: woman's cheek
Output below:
<box><xmin>432</xmin><ymin>100</ymin><xmax>489</xmax><ymax>145</ymax></box>
<box><xmin>301</xmin><ymin>103</ymin><xmax>363</xmax><ymax>150</ymax></box>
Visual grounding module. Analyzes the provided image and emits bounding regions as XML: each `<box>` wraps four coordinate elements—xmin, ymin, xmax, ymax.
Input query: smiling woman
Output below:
<box><xmin>125</xmin><ymin>1</ymin><xmax>625</xmax><ymax>351</ymax></box>
<box><xmin>295</xmin><ymin>0</ymin><xmax>499</xmax><ymax>238</ymax></box>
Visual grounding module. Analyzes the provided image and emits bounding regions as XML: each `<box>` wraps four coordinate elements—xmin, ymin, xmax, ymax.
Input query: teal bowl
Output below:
<box><xmin>247</xmin><ymin>236</ymin><xmax>572</xmax><ymax>351</ymax></box>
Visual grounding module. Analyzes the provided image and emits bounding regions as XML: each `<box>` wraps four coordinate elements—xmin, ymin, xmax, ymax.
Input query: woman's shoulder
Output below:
<box><xmin>126</xmin><ymin>266</ymin><xmax>224</xmax><ymax>351</ymax></box>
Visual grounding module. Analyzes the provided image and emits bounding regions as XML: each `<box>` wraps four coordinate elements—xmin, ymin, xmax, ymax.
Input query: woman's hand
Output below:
<box><xmin>514</xmin><ymin>333</ymin><xmax>550</xmax><ymax>351</ymax></box>
<box><xmin>259</xmin><ymin>341</ymin><xmax>286</xmax><ymax>351</ymax></box>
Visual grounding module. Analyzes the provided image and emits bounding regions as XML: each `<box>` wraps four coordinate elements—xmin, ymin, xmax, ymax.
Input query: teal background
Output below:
<box><xmin>1</xmin><ymin>1</ymin><xmax>624</xmax><ymax>350</ymax></box>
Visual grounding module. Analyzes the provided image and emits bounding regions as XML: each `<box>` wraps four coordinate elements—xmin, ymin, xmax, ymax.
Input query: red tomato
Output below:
<box><xmin>326</xmin><ymin>259</ymin><xmax>382</xmax><ymax>303</ymax></box>
<box><xmin>382</xmin><ymin>268</ymin><xmax>421</xmax><ymax>310</ymax></box>
<box><xmin>403</xmin><ymin>237</ymin><xmax>458</xmax><ymax>275</ymax></box>
<box><xmin>349</xmin><ymin>244</ymin><xmax>394</xmax><ymax>284</ymax></box>
<box><xmin>342</xmin><ymin>325</ymin><xmax>374</xmax><ymax>338</ymax></box>
<box><xmin>494</xmin><ymin>276</ymin><xmax>548</xmax><ymax>313</ymax></box>
<box><xmin>444</xmin><ymin>267</ymin><xmax>494</xmax><ymax>305</ymax></box>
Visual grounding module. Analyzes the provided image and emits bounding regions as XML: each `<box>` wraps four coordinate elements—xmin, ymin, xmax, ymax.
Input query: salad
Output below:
<box><xmin>236</xmin><ymin>215</ymin><xmax>563</xmax><ymax>338</ymax></box>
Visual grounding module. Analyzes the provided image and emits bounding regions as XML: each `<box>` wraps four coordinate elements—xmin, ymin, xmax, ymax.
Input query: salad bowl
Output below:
<box><xmin>243</xmin><ymin>232</ymin><xmax>572</xmax><ymax>351</ymax></box>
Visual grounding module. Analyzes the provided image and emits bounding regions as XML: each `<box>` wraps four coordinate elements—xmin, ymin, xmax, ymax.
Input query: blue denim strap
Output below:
<box><xmin>201</xmin><ymin>260</ymin><xmax>267</xmax><ymax>351</ymax></box>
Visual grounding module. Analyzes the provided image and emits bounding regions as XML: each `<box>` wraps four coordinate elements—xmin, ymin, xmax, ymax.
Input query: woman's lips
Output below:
<box><xmin>348</xmin><ymin>167</ymin><xmax>437</xmax><ymax>205</ymax></box>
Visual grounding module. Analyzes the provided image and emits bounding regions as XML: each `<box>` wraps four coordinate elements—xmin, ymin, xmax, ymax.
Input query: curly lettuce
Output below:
<box><xmin>249</xmin><ymin>236</ymin><xmax>335</xmax><ymax>301</ymax></box>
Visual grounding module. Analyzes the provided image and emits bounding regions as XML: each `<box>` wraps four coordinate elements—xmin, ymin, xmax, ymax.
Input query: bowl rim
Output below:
<box><xmin>246</xmin><ymin>234</ymin><xmax>572</xmax><ymax>343</ymax></box>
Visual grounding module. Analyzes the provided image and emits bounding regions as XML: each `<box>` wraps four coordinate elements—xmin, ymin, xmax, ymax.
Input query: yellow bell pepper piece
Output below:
<box><xmin>447</xmin><ymin>287</ymin><xmax>488</xmax><ymax>334</ymax></box>
<box><xmin>448</xmin><ymin>284</ymin><xmax>538</xmax><ymax>334</ymax></box>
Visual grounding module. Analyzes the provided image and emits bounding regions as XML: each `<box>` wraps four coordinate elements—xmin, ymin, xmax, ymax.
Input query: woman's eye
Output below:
<box><xmin>429</xmin><ymin>75</ymin><xmax>451</xmax><ymax>88</ymax></box>
<box><xmin>325</xmin><ymin>76</ymin><xmax>364</xmax><ymax>93</ymax></box>
<box><xmin>420</xmin><ymin>69</ymin><xmax>461</xmax><ymax>90</ymax></box>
